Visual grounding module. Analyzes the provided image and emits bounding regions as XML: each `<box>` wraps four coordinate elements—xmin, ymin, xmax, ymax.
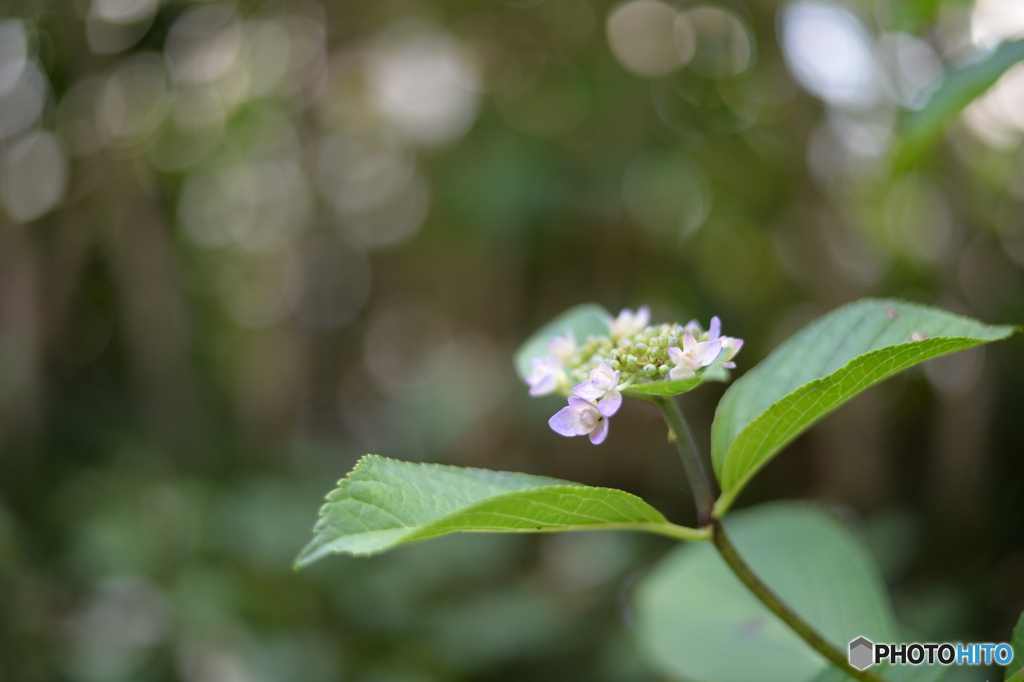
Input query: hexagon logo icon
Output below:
<box><xmin>849</xmin><ymin>637</ymin><xmax>874</xmax><ymax>671</ymax></box>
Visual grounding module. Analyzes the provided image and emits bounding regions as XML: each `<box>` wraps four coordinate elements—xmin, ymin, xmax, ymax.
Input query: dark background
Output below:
<box><xmin>1</xmin><ymin>0</ymin><xmax>1022</xmax><ymax>679</ymax></box>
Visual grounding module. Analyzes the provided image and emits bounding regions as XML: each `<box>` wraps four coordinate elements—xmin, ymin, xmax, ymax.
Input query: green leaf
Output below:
<box><xmin>712</xmin><ymin>299</ymin><xmax>1016</xmax><ymax>514</ymax></box>
<box><xmin>1007</xmin><ymin>610</ymin><xmax>1024</xmax><ymax>682</ymax></box>
<box><xmin>296</xmin><ymin>455</ymin><xmax>704</xmax><ymax>567</ymax></box>
<box><xmin>514</xmin><ymin>303</ymin><xmax>611</xmax><ymax>382</ymax></box>
<box><xmin>897</xmin><ymin>39</ymin><xmax>1024</xmax><ymax>167</ymax></box>
<box><xmin>634</xmin><ymin>502</ymin><xmax>897</xmax><ymax>682</ymax></box>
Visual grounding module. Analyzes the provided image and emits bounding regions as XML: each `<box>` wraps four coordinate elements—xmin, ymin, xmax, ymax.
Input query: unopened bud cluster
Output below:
<box><xmin>608</xmin><ymin>323</ymin><xmax>708</xmax><ymax>378</ymax></box>
<box><xmin>525</xmin><ymin>306</ymin><xmax>743</xmax><ymax>445</ymax></box>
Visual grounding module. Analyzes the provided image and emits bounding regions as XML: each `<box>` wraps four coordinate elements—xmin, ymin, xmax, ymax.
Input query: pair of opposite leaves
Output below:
<box><xmin>295</xmin><ymin>298</ymin><xmax>1017</xmax><ymax>682</ymax></box>
<box><xmin>297</xmin><ymin>298</ymin><xmax>1015</xmax><ymax>564</ymax></box>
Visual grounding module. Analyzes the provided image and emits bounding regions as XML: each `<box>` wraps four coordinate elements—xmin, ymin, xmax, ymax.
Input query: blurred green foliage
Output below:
<box><xmin>1</xmin><ymin>0</ymin><xmax>1024</xmax><ymax>680</ymax></box>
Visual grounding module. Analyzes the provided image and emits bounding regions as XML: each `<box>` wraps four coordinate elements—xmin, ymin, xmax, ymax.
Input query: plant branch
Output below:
<box><xmin>651</xmin><ymin>398</ymin><xmax>885</xmax><ymax>681</ymax></box>
<box><xmin>712</xmin><ymin>521</ymin><xmax>888</xmax><ymax>682</ymax></box>
<box><xmin>653</xmin><ymin>396</ymin><xmax>715</xmax><ymax>527</ymax></box>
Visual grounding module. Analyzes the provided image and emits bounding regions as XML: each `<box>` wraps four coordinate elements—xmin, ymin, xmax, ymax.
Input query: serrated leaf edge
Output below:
<box><xmin>296</xmin><ymin>455</ymin><xmax>710</xmax><ymax>567</ymax></box>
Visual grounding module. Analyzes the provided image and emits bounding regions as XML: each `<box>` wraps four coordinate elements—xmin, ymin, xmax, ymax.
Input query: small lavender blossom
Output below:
<box><xmin>548</xmin><ymin>396</ymin><xmax>609</xmax><ymax>444</ymax></box>
<box><xmin>525</xmin><ymin>332</ymin><xmax>577</xmax><ymax>396</ymax></box>
<box><xmin>547</xmin><ymin>331</ymin><xmax>576</xmax><ymax>363</ymax></box>
<box><xmin>609</xmin><ymin>306</ymin><xmax>650</xmax><ymax>338</ymax></box>
<box><xmin>526</xmin><ymin>355</ymin><xmax>565</xmax><ymax>396</ymax></box>
<box><xmin>667</xmin><ymin>333</ymin><xmax>722</xmax><ymax>381</ymax></box>
<box><xmin>706</xmin><ymin>316</ymin><xmax>743</xmax><ymax>369</ymax></box>
<box><xmin>572</xmin><ymin>361</ymin><xmax>623</xmax><ymax>417</ymax></box>
<box><xmin>719</xmin><ymin>337</ymin><xmax>744</xmax><ymax>369</ymax></box>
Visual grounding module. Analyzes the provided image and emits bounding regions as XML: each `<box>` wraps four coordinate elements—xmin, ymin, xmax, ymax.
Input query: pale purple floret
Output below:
<box><xmin>708</xmin><ymin>316</ymin><xmax>721</xmax><ymax>341</ymax></box>
<box><xmin>548</xmin><ymin>396</ymin><xmax>609</xmax><ymax>444</ymax></box>
<box><xmin>572</xmin><ymin>361</ymin><xmax>623</xmax><ymax>417</ymax></box>
<box><xmin>526</xmin><ymin>355</ymin><xmax>564</xmax><ymax>396</ymax></box>
<box><xmin>719</xmin><ymin>337</ymin><xmax>744</xmax><ymax>369</ymax></box>
<box><xmin>609</xmin><ymin>305</ymin><xmax>650</xmax><ymax>337</ymax></box>
<box><xmin>548</xmin><ymin>331</ymin><xmax>576</xmax><ymax>363</ymax></box>
<box><xmin>667</xmin><ymin>333</ymin><xmax>722</xmax><ymax>381</ymax></box>
<box><xmin>707</xmin><ymin>315</ymin><xmax>743</xmax><ymax>369</ymax></box>
<box><xmin>682</xmin><ymin>319</ymin><xmax>702</xmax><ymax>336</ymax></box>
<box><xmin>525</xmin><ymin>332</ymin><xmax>576</xmax><ymax>396</ymax></box>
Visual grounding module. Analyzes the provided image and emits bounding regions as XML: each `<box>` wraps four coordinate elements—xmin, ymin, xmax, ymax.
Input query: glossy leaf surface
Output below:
<box><xmin>712</xmin><ymin>299</ymin><xmax>1016</xmax><ymax>513</ymax></box>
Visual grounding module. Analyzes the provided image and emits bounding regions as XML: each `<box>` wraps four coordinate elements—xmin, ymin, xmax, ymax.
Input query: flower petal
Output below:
<box><xmin>610</xmin><ymin>306</ymin><xmax>651</xmax><ymax>337</ymax></box>
<box><xmin>723</xmin><ymin>337</ymin><xmax>744</xmax><ymax>361</ymax></box>
<box><xmin>635</xmin><ymin>305</ymin><xmax>651</xmax><ymax>328</ymax></box>
<box><xmin>667</xmin><ymin>347</ymin><xmax>685</xmax><ymax>365</ymax></box>
<box><xmin>683</xmin><ymin>332</ymin><xmax>697</xmax><ymax>351</ymax></box>
<box><xmin>548</xmin><ymin>331</ymin><xmax>576</xmax><ymax>361</ymax></box>
<box><xmin>567</xmin><ymin>395</ymin><xmax>595</xmax><ymax>409</ymax></box>
<box><xmin>572</xmin><ymin>381</ymin><xmax>604</xmax><ymax>401</ymax></box>
<box><xmin>590</xmin><ymin>361</ymin><xmax>618</xmax><ymax>391</ymax></box>
<box><xmin>669</xmin><ymin>366</ymin><xmax>695</xmax><ymax>381</ymax></box>
<box><xmin>610</xmin><ymin>309</ymin><xmax>633</xmax><ymax>335</ymax></box>
<box><xmin>597</xmin><ymin>390</ymin><xmax>621</xmax><ymax>417</ymax></box>
<box><xmin>696</xmin><ymin>338</ymin><xmax>722</xmax><ymax>366</ymax></box>
<box><xmin>529</xmin><ymin>374</ymin><xmax>557</xmax><ymax>396</ymax></box>
<box><xmin>548</xmin><ymin>405</ymin><xmax>580</xmax><ymax>437</ymax></box>
<box><xmin>589</xmin><ymin>417</ymin><xmax>609</xmax><ymax>444</ymax></box>
<box><xmin>709</xmin><ymin>316</ymin><xmax>721</xmax><ymax>341</ymax></box>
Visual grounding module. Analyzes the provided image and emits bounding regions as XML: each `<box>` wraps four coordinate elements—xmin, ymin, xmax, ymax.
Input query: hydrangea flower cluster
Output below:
<box><xmin>526</xmin><ymin>306</ymin><xmax>743</xmax><ymax>444</ymax></box>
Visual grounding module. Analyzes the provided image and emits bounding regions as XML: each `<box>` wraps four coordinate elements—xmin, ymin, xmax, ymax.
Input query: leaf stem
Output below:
<box><xmin>630</xmin><ymin>522</ymin><xmax>712</xmax><ymax>542</ymax></box>
<box><xmin>712</xmin><ymin>521</ymin><xmax>888</xmax><ymax>682</ymax></box>
<box><xmin>653</xmin><ymin>396</ymin><xmax>716</xmax><ymax>527</ymax></box>
<box><xmin>652</xmin><ymin>399</ymin><xmax>887</xmax><ymax>682</ymax></box>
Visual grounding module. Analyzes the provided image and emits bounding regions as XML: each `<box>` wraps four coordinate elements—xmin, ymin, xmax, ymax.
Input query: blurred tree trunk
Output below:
<box><xmin>100</xmin><ymin>164</ymin><xmax>201</xmax><ymax>445</ymax></box>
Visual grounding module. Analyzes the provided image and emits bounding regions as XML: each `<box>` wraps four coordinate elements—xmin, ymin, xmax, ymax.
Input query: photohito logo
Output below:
<box><xmin>848</xmin><ymin>637</ymin><xmax>1015</xmax><ymax>671</ymax></box>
